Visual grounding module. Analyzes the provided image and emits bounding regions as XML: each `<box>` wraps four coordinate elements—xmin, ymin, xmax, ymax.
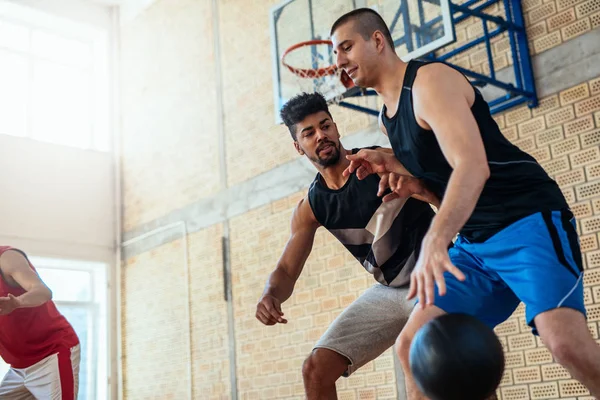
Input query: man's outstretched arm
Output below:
<box><xmin>256</xmin><ymin>197</ymin><xmax>320</xmax><ymax>325</ymax></box>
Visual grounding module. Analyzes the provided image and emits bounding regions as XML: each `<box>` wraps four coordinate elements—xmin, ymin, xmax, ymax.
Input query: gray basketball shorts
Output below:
<box><xmin>313</xmin><ymin>283</ymin><xmax>415</xmax><ymax>377</ymax></box>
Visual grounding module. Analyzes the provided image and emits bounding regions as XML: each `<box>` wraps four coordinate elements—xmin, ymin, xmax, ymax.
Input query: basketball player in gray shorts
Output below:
<box><xmin>255</xmin><ymin>92</ymin><xmax>439</xmax><ymax>399</ymax></box>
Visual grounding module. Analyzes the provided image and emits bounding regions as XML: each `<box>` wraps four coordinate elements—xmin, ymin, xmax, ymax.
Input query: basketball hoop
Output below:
<box><xmin>281</xmin><ymin>39</ymin><xmax>355</xmax><ymax>104</ymax></box>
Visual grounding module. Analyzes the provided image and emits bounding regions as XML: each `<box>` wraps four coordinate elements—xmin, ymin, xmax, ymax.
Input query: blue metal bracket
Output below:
<box><xmin>337</xmin><ymin>0</ymin><xmax>538</xmax><ymax>116</ymax></box>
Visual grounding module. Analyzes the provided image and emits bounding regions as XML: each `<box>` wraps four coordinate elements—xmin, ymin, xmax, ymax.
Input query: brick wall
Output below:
<box><xmin>121</xmin><ymin>239</ymin><xmax>190</xmax><ymax>399</ymax></box>
<box><xmin>120</xmin><ymin>0</ymin><xmax>219</xmax><ymax>231</ymax></box>
<box><xmin>492</xmin><ymin>78</ymin><xmax>600</xmax><ymax>400</ymax></box>
<box><xmin>220</xmin><ymin>0</ymin><xmax>373</xmax><ymax>187</ymax></box>
<box><xmin>189</xmin><ymin>224</ymin><xmax>231</xmax><ymax>399</ymax></box>
<box><xmin>436</xmin><ymin>0</ymin><xmax>600</xmax><ymax>74</ymax></box>
<box><xmin>121</xmin><ymin>224</ymin><xmax>230</xmax><ymax>399</ymax></box>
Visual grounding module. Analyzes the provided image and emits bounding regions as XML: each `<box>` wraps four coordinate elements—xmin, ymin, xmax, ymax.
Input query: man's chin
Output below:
<box><xmin>318</xmin><ymin>153</ymin><xmax>340</xmax><ymax>167</ymax></box>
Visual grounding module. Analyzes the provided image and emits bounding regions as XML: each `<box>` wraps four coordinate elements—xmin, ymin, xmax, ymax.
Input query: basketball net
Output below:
<box><xmin>281</xmin><ymin>40</ymin><xmax>355</xmax><ymax>104</ymax></box>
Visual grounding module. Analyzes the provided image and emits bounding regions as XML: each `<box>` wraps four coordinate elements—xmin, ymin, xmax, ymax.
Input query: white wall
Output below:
<box><xmin>0</xmin><ymin>135</ymin><xmax>115</xmax><ymax>263</ymax></box>
<box><xmin>118</xmin><ymin>0</ymin><xmax>159</xmax><ymax>23</ymax></box>
<box><xmin>4</xmin><ymin>0</ymin><xmax>113</xmax><ymax>29</ymax></box>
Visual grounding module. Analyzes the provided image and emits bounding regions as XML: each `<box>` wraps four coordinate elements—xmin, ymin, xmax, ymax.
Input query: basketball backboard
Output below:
<box><xmin>270</xmin><ymin>0</ymin><xmax>454</xmax><ymax>123</ymax></box>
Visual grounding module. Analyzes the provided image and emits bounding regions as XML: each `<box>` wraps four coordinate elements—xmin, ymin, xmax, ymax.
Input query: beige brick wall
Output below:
<box><xmin>121</xmin><ymin>224</ymin><xmax>230</xmax><ymax>399</ymax></box>
<box><xmin>493</xmin><ymin>77</ymin><xmax>600</xmax><ymax>400</ymax></box>
<box><xmin>120</xmin><ymin>0</ymin><xmax>220</xmax><ymax>231</ymax></box>
<box><xmin>121</xmin><ymin>239</ymin><xmax>190</xmax><ymax>399</ymax></box>
<box><xmin>438</xmin><ymin>0</ymin><xmax>599</xmax><ymax>75</ymax></box>
<box><xmin>229</xmin><ymin>191</ymin><xmax>400</xmax><ymax>400</ymax></box>
<box><xmin>189</xmin><ymin>224</ymin><xmax>231</xmax><ymax>399</ymax></box>
<box><xmin>220</xmin><ymin>0</ymin><xmax>373</xmax><ymax>188</ymax></box>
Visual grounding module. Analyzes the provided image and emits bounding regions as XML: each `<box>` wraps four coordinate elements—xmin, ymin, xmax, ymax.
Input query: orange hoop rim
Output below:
<box><xmin>281</xmin><ymin>39</ymin><xmax>338</xmax><ymax>79</ymax></box>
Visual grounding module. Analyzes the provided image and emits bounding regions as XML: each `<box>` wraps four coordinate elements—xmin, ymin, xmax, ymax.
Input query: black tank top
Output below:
<box><xmin>307</xmin><ymin>147</ymin><xmax>435</xmax><ymax>287</ymax></box>
<box><xmin>381</xmin><ymin>60</ymin><xmax>568</xmax><ymax>242</ymax></box>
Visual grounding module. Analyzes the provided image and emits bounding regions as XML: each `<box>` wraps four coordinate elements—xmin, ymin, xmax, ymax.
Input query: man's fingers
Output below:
<box><xmin>406</xmin><ymin>273</ymin><xmax>418</xmax><ymax>300</ymax></box>
<box><xmin>346</xmin><ymin>151</ymin><xmax>369</xmax><ymax>162</ymax></box>
<box><xmin>274</xmin><ymin>301</ymin><xmax>284</xmax><ymax>315</ymax></box>
<box><xmin>434</xmin><ymin>269</ymin><xmax>447</xmax><ymax>297</ymax></box>
<box><xmin>378</xmin><ymin>173</ymin><xmax>389</xmax><ymax>196</ymax></box>
<box><xmin>417</xmin><ymin>273</ymin><xmax>426</xmax><ymax>309</ymax></box>
<box><xmin>265</xmin><ymin>305</ymin><xmax>283</xmax><ymax>321</ymax></box>
<box><xmin>357</xmin><ymin>165</ymin><xmax>369</xmax><ymax>180</ymax></box>
<box><xmin>382</xmin><ymin>192</ymin><xmax>400</xmax><ymax>203</ymax></box>
<box><xmin>274</xmin><ymin>301</ymin><xmax>287</xmax><ymax>323</ymax></box>
<box><xmin>348</xmin><ymin>160</ymin><xmax>360</xmax><ymax>174</ymax></box>
<box><xmin>424</xmin><ymin>272</ymin><xmax>435</xmax><ymax>305</ymax></box>
<box><xmin>446</xmin><ymin>261</ymin><xmax>466</xmax><ymax>282</ymax></box>
<box><xmin>256</xmin><ymin>309</ymin><xmax>276</xmax><ymax>325</ymax></box>
<box><xmin>389</xmin><ymin>173</ymin><xmax>399</xmax><ymax>191</ymax></box>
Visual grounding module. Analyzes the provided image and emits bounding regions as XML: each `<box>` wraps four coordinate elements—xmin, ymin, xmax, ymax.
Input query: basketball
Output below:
<box><xmin>409</xmin><ymin>313</ymin><xmax>505</xmax><ymax>400</ymax></box>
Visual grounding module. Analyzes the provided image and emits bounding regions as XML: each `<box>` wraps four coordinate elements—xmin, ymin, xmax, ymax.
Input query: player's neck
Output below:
<box><xmin>372</xmin><ymin>57</ymin><xmax>408</xmax><ymax>116</ymax></box>
<box><xmin>318</xmin><ymin>148</ymin><xmax>352</xmax><ymax>190</ymax></box>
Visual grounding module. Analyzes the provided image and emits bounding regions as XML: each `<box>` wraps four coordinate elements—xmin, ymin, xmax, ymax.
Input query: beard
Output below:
<box><xmin>312</xmin><ymin>141</ymin><xmax>341</xmax><ymax>167</ymax></box>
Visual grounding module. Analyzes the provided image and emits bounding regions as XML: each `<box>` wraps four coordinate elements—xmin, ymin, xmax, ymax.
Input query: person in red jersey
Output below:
<box><xmin>0</xmin><ymin>246</ymin><xmax>80</xmax><ymax>399</ymax></box>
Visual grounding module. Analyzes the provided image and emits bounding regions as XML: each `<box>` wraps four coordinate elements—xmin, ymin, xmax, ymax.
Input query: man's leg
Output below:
<box><xmin>472</xmin><ymin>210</ymin><xmax>599</xmax><ymax>395</ymax></box>
<box><xmin>303</xmin><ymin>348</ymin><xmax>349</xmax><ymax>399</ymax></box>
<box><xmin>25</xmin><ymin>345</ymin><xmax>78</xmax><ymax>400</ymax></box>
<box><xmin>0</xmin><ymin>368</ymin><xmax>33</xmax><ymax>400</ymax></box>
<box><xmin>305</xmin><ymin>283</ymin><xmax>415</xmax><ymax>399</ymax></box>
<box><xmin>396</xmin><ymin>305</ymin><xmax>446</xmax><ymax>400</ymax></box>
<box><xmin>396</xmin><ymin>240</ymin><xmax>519</xmax><ymax>400</ymax></box>
<box><xmin>69</xmin><ymin>345</ymin><xmax>81</xmax><ymax>399</ymax></box>
<box><xmin>535</xmin><ymin>308</ymin><xmax>600</xmax><ymax>396</ymax></box>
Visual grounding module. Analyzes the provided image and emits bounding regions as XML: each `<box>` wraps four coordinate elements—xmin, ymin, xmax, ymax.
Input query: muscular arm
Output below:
<box><xmin>263</xmin><ymin>198</ymin><xmax>319</xmax><ymax>300</ymax></box>
<box><xmin>257</xmin><ymin>197</ymin><xmax>320</xmax><ymax>324</ymax></box>
<box><xmin>413</xmin><ymin>63</ymin><xmax>490</xmax><ymax>244</ymax></box>
<box><xmin>0</xmin><ymin>250</ymin><xmax>52</xmax><ymax>308</ymax></box>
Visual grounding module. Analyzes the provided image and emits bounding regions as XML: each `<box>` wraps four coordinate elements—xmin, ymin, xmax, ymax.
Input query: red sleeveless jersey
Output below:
<box><xmin>0</xmin><ymin>246</ymin><xmax>79</xmax><ymax>368</ymax></box>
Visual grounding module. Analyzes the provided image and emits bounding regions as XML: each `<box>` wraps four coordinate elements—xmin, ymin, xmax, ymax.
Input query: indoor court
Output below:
<box><xmin>0</xmin><ymin>0</ymin><xmax>599</xmax><ymax>398</ymax></box>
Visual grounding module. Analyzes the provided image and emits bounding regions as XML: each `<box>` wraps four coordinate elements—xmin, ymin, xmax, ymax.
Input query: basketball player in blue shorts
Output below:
<box><xmin>329</xmin><ymin>8</ymin><xmax>600</xmax><ymax>398</ymax></box>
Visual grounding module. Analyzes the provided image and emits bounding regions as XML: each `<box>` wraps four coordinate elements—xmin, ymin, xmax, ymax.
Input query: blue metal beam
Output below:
<box><xmin>453</xmin><ymin>0</ymin><xmax>501</xmax><ymax>24</ymax></box>
<box><xmin>450</xmin><ymin>3</ymin><xmax>521</xmax><ymax>30</ymax></box>
<box><xmin>337</xmin><ymin>101</ymin><xmax>380</xmax><ymax>116</ymax></box>
<box><xmin>437</xmin><ymin>25</ymin><xmax>507</xmax><ymax>61</ymax></box>
<box><xmin>482</xmin><ymin>19</ymin><xmax>496</xmax><ymax>80</ymax></box>
<box><xmin>506</xmin><ymin>0</ymin><xmax>538</xmax><ymax>106</ymax></box>
<box><xmin>447</xmin><ymin>62</ymin><xmax>534</xmax><ymax>96</ymax></box>
<box><xmin>489</xmin><ymin>95</ymin><xmax>530</xmax><ymax>114</ymax></box>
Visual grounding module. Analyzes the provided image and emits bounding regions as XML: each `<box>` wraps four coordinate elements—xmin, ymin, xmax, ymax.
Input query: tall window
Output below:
<box><xmin>0</xmin><ymin>2</ymin><xmax>110</xmax><ymax>150</ymax></box>
<box><xmin>0</xmin><ymin>258</ymin><xmax>109</xmax><ymax>400</ymax></box>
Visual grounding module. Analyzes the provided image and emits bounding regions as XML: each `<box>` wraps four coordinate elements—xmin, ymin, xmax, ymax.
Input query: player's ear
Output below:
<box><xmin>373</xmin><ymin>30</ymin><xmax>387</xmax><ymax>53</ymax></box>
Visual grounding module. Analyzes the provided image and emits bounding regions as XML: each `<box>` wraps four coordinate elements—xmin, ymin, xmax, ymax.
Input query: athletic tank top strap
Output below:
<box><xmin>381</xmin><ymin>58</ymin><xmax>568</xmax><ymax>242</ymax></box>
<box><xmin>401</xmin><ymin>59</ymin><xmax>423</xmax><ymax>90</ymax></box>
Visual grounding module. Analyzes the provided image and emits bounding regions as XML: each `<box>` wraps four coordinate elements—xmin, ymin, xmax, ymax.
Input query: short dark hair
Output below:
<box><xmin>330</xmin><ymin>8</ymin><xmax>394</xmax><ymax>50</ymax></box>
<box><xmin>280</xmin><ymin>92</ymin><xmax>333</xmax><ymax>140</ymax></box>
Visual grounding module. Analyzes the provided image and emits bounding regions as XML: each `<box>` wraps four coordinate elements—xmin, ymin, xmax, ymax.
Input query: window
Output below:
<box><xmin>0</xmin><ymin>2</ymin><xmax>111</xmax><ymax>150</ymax></box>
<box><xmin>0</xmin><ymin>258</ymin><xmax>109</xmax><ymax>400</ymax></box>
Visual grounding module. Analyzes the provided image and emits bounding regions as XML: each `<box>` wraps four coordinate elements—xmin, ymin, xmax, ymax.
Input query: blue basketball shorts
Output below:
<box><xmin>430</xmin><ymin>209</ymin><xmax>586</xmax><ymax>335</ymax></box>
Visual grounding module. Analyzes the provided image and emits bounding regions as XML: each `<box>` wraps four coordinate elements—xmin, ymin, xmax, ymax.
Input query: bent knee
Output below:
<box><xmin>302</xmin><ymin>349</ymin><xmax>348</xmax><ymax>383</ymax></box>
<box><xmin>395</xmin><ymin>329</ymin><xmax>415</xmax><ymax>361</ymax></box>
<box><xmin>544</xmin><ymin>336</ymin><xmax>581</xmax><ymax>365</ymax></box>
